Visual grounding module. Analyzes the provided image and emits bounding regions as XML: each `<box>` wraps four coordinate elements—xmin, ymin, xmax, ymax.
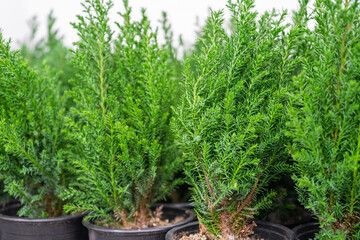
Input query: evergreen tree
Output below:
<box><xmin>172</xmin><ymin>0</ymin><xmax>299</xmax><ymax>239</ymax></box>
<box><xmin>0</xmin><ymin>32</ymin><xmax>69</xmax><ymax>218</ymax></box>
<box><xmin>62</xmin><ymin>0</ymin><xmax>181</xmax><ymax>228</ymax></box>
<box><xmin>287</xmin><ymin>0</ymin><xmax>360</xmax><ymax>239</ymax></box>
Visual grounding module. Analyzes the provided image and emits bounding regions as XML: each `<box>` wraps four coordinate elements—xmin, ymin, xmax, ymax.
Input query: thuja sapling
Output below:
<box><xmin>62</xmin><ymin>0</ymin><xmax>182</xmax><ymax>228</ymax></box>
<box><xmin>171</xmin><ymin>0</ymin><xmax>299</xmax><ymax>239</ymax></box>
<box><xmin>0</xmin><ymin>32</ymin><xmax>69</xmax><ymax>218</ymax></box>
<box><xmin>287</xmin><ymin>0</ymin><xmax>360</xmax><ymax>239</ymax></box>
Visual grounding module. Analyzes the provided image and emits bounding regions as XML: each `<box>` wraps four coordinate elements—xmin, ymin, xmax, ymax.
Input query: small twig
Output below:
<box><xmin>201</xmin><ymin>165</ymin><xmax>214</xmax><ymax>195</ymax></box>
<box><xmin>231</xmin><ymin>178</ymin><xmax>259</xmax><ymax>219</ymax></box>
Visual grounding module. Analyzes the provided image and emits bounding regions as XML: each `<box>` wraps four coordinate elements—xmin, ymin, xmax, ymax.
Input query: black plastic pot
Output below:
<box><xmin>172</xmin><ymin>202</ymin><xmax>195</xmax><ymax>210</ymax></box>
<box><xmin>165</xmin><ymin>221</ymin><xmax>296</xmax><ymax>240</ymax></box>
<box><xmin>83</xmin><ymin>204</ymin><xmax>195</xmax><ymax>240</ymax></box>
<box><xmin>0</xmin><ymin>201</ymin><xmax>88</xmax><ymax>240</ymax></box>
<box><xmin>292</xmin><ymin>222</ymin><xmax>320</xmax><ymax>240</ymax></box>
<box><xmin>152</xmin><ymin>202</ymin><xmax>195</xmax><ymax>210</ymax></box>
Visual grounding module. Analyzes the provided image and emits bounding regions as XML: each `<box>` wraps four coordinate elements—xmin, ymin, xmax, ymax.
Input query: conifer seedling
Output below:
<box><xmin>62</xmin><ymin>0</ymin><xmax>182</xmax><ymax>228</ymax></box>
<box><xmin>0</xmin><ymin>32</ymin><xmax>69</xmax><ymax>218</ymax></box>
<box><xmin>287</xmin><ymin>0</ymin><xmax>360</xmax><ymax>238</ymax></box>
<box><xmin>172</xmin><ymin>0</ymin><xmax>299</xmax><ymax>239</ymax></box>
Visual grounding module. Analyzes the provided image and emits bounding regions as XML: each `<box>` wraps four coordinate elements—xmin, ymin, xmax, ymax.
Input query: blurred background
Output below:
<box><xmin>0</xmin><ymin>0</ymin><xmax>300</xmax><ymax>49</ymax></box>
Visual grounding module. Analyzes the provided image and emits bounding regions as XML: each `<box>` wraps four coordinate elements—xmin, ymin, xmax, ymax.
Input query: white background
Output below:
<box><xmin>0</xmin><ymin>0</ymin><xmax>300</xmax><ymax>49</ymax></box>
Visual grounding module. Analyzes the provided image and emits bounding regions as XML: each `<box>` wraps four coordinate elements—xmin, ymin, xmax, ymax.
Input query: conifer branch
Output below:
<box><xmin>99</xmin><ymin>41</ymin><xmax>106</xmax><ymax>117</ymax></box>
<box><xmin>350</xmin><ymin>124</ymin><xmax>360</xmax><ymax>215</ymax></box>
<box><xmin>0</xmin><ymin>130</ymin><xmax>48</xmax><ymax>178</ymax></box>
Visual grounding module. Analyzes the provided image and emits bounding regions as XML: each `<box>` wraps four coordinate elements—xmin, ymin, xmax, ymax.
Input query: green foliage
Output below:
<box><xmin>287</xmin><ymin>0</ymin><xmax>360</xmax><ymax>239</ymax></box>
<box><xmin>172</xmin><ymin>0</ymin><xmax>299</xmax><ymax>238</ymax></box>
<box><xmin>161</xmin><ymin>11</ymin><xmax>183</xmax><ymax>76</ymax></box>
<box><xmin>0</xmin><ymin>182</ymin><xmax>10</xmax><ymax>203</ymax></box>
<box><xmin>0</xmin><ymin>32</ymin><xmax>69</xmax><ymax>218</ymax></box>
<box><xmin>20</xmin><ymin>11</ymin><xmax>75</xmax><ymax>94</ymax></box>
<box><xmin>62</xmin><ymin>0</ymin><xmax>181</xmax><ymax>227</ymax></box>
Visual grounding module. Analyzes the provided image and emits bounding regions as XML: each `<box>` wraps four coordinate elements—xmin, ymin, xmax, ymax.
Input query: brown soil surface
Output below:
<box><xmin>96</xmin><ymin>206</ymin><xmax>187</xmax><ymax>229</ymax></box>
<box><xmin>177</xmin><ymin>232</ymin><xmax>264</xmax><ymax>240</ymax></box>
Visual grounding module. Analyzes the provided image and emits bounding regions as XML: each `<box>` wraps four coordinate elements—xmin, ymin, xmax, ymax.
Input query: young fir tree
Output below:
<box><xmin>172</xmin><ymin>0</ymin><xmax>300</xmax><ymax>239</ymax></box>
<box><xmin>0</xmin><ymin>32</ymin><xmax>69</xmax><ymax>218</ymax></box>
<box><xmin>287</xmin><ymin>0</ymin><xmax>360</xmax><ymax>239</ymax></box>
<box><xmin>62</xmin><ymin>0</ymin><xmax>181</xmax><ymax>228</ymax></box>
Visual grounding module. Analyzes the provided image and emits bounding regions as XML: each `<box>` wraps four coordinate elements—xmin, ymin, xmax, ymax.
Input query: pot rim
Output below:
<box><xmin>166</xmin><ymin>221</ymin><xmax>296</xmax><ymax>240</ymax></box>
<box><xmin>82</xmin><ymin>205</ymin><xmax>195</xmax><ymax>234</ymax></box>
<box><xmin>0</xmin><ymin>202</ymin><xmax>86</xmax><ymax>223</ymax></box>
<box><xmin>292</xmin><ymin>222</ymin><xmax>320</xmax><ymax>233</ymax></box>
